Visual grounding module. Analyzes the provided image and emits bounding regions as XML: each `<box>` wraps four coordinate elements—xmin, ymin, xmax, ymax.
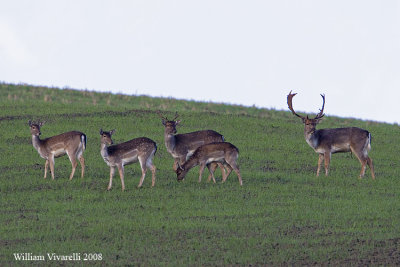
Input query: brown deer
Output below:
<box><xmin>158</xmin><ymin>111</ymin><xmax>225</xmax><ymax>181</ymax></box>
<box><xmin>28</xmin><ymin>120</ymin><xmax>86</xmax><ymax>180</ymax></box>
<box><xmin>100</xmin><ymin>129</ymin><xmax>157</xmax><ymax>191</ymax></box>
<box><xmin>287</xmin><ymin>91</ymin><xmax>375</xmax><ymax>179</ymax></box>
<box><xmin>176</xmin><ymin>142</ymin><xmax>243</xmax><ymax>186</ymax></box>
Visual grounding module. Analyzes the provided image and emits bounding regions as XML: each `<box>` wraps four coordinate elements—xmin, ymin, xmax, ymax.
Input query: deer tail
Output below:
<box><xmin>81</xmin><ymin>134</ymin><xmax>87</xmax><ymax>151</ymax></box>
<box><xmin>368</xmin><ymin>132</ymin><xmax>372</xmax><ymax>151</ymax></box>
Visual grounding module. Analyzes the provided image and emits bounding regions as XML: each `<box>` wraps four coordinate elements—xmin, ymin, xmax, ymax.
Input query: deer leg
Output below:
<box><xmin>353</xmin><ymin>150</ymin><xmax>368</xmax><ymax>179</ymax></box>
<box><xmin>206</xmin><ymin>162</ymin><xmax>224</xmax><ymax>182</ymax></box>
<box><xmin>207</xmin><ymin>163</ymin><xmax>217</xmax><ymax>183</ymax></box>
<box><xmin>222</xmin><ymin>164</ymin><xmax>233</xmax><ymax>183</ymax></box>
<box><xmin>173</xmin><ymin>160</ymin><xmax>178</xmax><ymax>171</ymax></box>
<box><xmin>44</xmin><ymin>159</ymin><xmax>49</xmax><ymax>179</ymax></box>
<box><xmin>145</xmin><ymin>153</ymin><xmax>156</xmax><ymax>187</ymax></box>
<box><xmin>206</xmin><ymin>163</ymin><xmax>214</xmax><ymax>182</ymax></box>
<box><xmin>68</xmin><ymin>154</ymin><xmax>78</xmax><ymax>181</ymax></box>
<box><xmin>174</xmin><ymin>157</ymin><xmax>185</xmax><ymax>171</ymax></box>
<box><xmin>317</xmin><ymin>154</ymin><xmax>324</xmax><ymax>177</ymax></box>
<box><xmin>367</xmin><ymin>157</ymin><xmax>375</xmax><ymax>179</ymax></box>
<box><xmin>324</xmin><ymin>152</ymin><xmax>331</xmax><ymax>176</ymax></box>
<box><xmin>358</xmin><ymin>158</ymin><xmax>367</xmax><ymax>179</ymax></box>
<box><xmin>117</xmin><ymin>164</ymin><xmax>125</xmax><ymax>191</ymax></box>
<box><xmin>232</xmin><ymin>165</ymin><xmax>243</xmax><ymax>186</ymax></box>
<box><xmin>198</xmin><ymin>163</ymin><xmax>206</xmax><ymax>183</ymax></box>
<box><xmin>206</xmin><ymin>164</ymin><xmax>217</xmax><ymax>183</ymax></box>
<box><xmin>79</xmin><ymin>156</ymin><xmax>85</xmax><ymax>178</ymax></box>
<box><xmin>150</xmin><ymin>163</ymin><xmax>156</xmax><ymax>187</ymax></box>
<box><xmin>138</xmin><ymin>157</ymin><xmax>147</xmax><ymax>188</ymax></box>
<box><xmin>217</xmin><ymin>162</ymin><xmax>226</xmax><ymax>181</ymax></box>
<box><xmin>107</xmin><ymin>166</ymin><xmax>115</xmax><ymax>191</ymax></box>
<box><xmin>225</xmin><ymin>156</ymin><xmax>242</xmax><ymax>185</ymax></box>
<box><xmin>49</xmin><ymin>155</ymin><xmax>55</xmax><ymax>180</ymax></box>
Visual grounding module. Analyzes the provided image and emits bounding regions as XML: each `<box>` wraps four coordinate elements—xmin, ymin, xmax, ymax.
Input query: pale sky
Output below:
<box><xmin>1</xmin><ymin>1</ymin><xmax>399</xmax><ymax>124</ymax></box>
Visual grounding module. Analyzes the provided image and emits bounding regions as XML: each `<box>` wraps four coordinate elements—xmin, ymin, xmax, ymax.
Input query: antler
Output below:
<box><xmin>313</xmin><ymin>94</ymin><xmax>325</xmax><ymax>120</ymax></box>
<box><xmin>28</xmin><ymin>120</ymin><xmax>45</xmax><ymax>126</ymax></box>
<box><xmin>287</xmin><ymin>91</ymin><xmax>305</xmax><ymax>119</ymax></box>
<box><xmin>156</xmin><ymin>110</ymin><xmax>168</xmax><ymax>120</ymax></box>
<box><xmin>172</xmin><ymin>111</ymin><xmax>179</xmax><ymax>121</ymax></box>
<box><xmin>157</xmin><ymin>110</ymin><xmax>179</xmax><ymax>121</ymax></box>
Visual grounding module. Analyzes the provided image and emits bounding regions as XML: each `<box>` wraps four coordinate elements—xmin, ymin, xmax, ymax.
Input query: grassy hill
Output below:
<box><xmin>1</xmin><ymin>83</ymin><xmax>399</xmax><ymax>266</ymax></box>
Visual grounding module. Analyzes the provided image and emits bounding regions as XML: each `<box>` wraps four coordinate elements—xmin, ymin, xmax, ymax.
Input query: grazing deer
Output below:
<box><xmin>176</xmin><ymin>142</ymin><xmax>243</xmax><ymax>186</ymax></box>
<box><xmin>99</xmin><ymin>129</ymin><xmax>157</xmax><ymax>191</ymax></box>
<box><xmin>158</xmin><ymin>111</ymin><xmax>226</xmax><ymax>181</ymax></box>
<box><xmin>287</xmin><ymin>91</ymin><xmax>375</xmax><ymax>179</ymax></box>
<box><xmin>28</xmin><ymin>120</ymin><xmax>86</xmax><ymax>180</ymax></box>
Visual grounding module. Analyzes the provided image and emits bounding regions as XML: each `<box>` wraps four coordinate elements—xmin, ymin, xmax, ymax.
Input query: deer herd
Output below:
<box><xmin>28</xmin><ymin>92</ymin><xmax>375</xmax><ymax>191</ymax></box>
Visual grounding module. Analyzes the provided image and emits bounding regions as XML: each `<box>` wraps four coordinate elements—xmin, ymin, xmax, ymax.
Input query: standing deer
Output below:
<box><xmin>28</xmin><ymin>120</ymin><xmax>86</xmax><ymax>180</ymax></box>
<box><xmin>287</xmin><ymin>91</ymin><xmax>375</xmax><ymax>179</ymax></box>
<box><xmin>99</xmin><ymin>129</ymin><xmax>157</xmax><ymax>191</ymax></box>
<box><xmin>158</xmin><ymin>111</ymin><xmax>225</xmax><ymax>181</ymax></box>
<box><xmin>176</xmin><ymin>142</ymin><xmax>243</xmax><ymax>185</ymax></box>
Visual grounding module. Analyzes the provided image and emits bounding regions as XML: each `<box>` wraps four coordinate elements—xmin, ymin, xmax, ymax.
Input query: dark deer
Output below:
<box><xmin>176</xmin><ymin>142</ymin><xmax>243</xmax><ymax>185</ymax></box>
<box><xmin>287</xmin><ymin>91</ymin><xmax>375</xmax><ymax>179</ymax></box>
<box><xmin>29</xmin><ymin>120</ymin><xmax>86</xmax><ymax>180</ymax></box>
<box><xmin>158</xmin><ymin>111</ymin><xmax>225</xmax><ymax>181</ymax></box>
<box><xmin>100</xmin><ymin>129</ymin><xmax>157</xmax><ymax>191</ymax></box>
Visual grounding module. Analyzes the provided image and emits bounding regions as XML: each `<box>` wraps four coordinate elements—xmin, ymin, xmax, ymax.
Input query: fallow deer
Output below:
<box><xmin>100</xmin><ymin>129</ymin><xmax>157</xmax><ymax>191</ymax></box>
<box><xmin>28</xmin><ymin>120</ymin><xmax>86</xmax><ymax>180</ymax></box>
<box><xmin>158</xmin><ymin>111</ymin><xmax>226</xmax><ymax>181</ymax></box>
<box><xmin>176</xmin><ymin>142</ymin><xmax>243</xmax><ymax>186</ymax></box>
<box><xmin>287</xmin><ymin>91</ymin><xmax>375</xmax><ymax>179</ymax></box>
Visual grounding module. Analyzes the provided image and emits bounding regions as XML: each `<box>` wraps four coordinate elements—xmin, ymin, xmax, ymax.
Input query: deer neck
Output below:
<box><xmin>304</xmin><ymin>125</ymin><xmax>319</xmax><ymax>149</ymax></box>
<box><xmin>32</xmin><ymin>135</ymin><xmax>41</xmax><ymax>150</ymax></box>
<box><xmin>164</xmin><ymin>132</ymin><xmax>176</xmax><ymax>154</ymax></box>
<box><xmin>32</xmin><ymin>135</ymin><xmax>46</xmax><ymax>158</ymax></box>
<box><xmin>100</xmin><ymin>142</ymin><xmax>110</xmax><ymax>163</ymax></box>
<box><xmin>182</xmin><ymin>155</ymin><xmax>199</xmax><ymax>171</ymax></box>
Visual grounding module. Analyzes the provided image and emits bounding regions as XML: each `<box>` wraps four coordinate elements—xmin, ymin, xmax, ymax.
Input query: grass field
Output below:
<box><xmin>1</xmin><ymin>83</ymin><xmax>399</xmax><ymax>266</ymax></box>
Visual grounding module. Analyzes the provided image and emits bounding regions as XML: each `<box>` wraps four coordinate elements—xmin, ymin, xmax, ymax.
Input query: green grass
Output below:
<box><xmin>1</xmin><ymin>83</ymin><xmax>399</xmax><ymax>266</ymax></box>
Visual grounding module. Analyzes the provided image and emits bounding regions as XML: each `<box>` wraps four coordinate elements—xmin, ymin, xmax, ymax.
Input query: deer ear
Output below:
<box><xmin>28</xmin><ymin>120</ymin><xmax>32</xmax><ymax>126</ymax></box>
<box><xmin>39</xmin><ymin>121</ymin><xmax>45</xmax><ymax>127</ymax></box>
<box><xmin>100</xmin><ymin>129</ymin><xmax>103</xmax><ymax>135</ymax></box>
<box><xmin>110</xmin><ymin>129</ymin><xmax>116</xmax><ymax>135</ymax></box>
<box><xmin>175</xmin><ymin>120</ymin><xmax>181</xmax><ymax>125</ymax></box>
<box><xmin>162</xmin><ymin>119</ymin><xmax>166</xmax><ymax>126</ymax></box>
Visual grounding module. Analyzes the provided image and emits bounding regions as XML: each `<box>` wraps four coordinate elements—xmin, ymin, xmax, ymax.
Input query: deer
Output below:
<box><xmin>287</xmin><ymin>91</ymin><xmax>375</xmax><ymax>179</ymax></box>
<box><xmin>176</xmin><ymin>142</ymin><xmax>243</xmax><ymax>185</ymax></box>
<box><xmin>158</xmin><ymin>111</ymin><xmax>226</xmax><ymax>182</ymax></box>
<box><xmin>99</xmin><ymin>129</ymin><xmax>157</xmax><ymax>191</ymax></box>
<box><xmin>28</xmin><ymin>120</ymin><xmax>86</xmax><ymax>180</ymax></box>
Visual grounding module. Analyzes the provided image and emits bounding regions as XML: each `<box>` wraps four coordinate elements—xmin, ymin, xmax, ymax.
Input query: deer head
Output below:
<box><xmin>176</xmin><ymin>165</ymin><xmax>187</xmax><ymax>181</ymax></box>
<box><xmin>157</xmin><ymin>111</ymin><xmax>180</xmax><ymax>135</ymax></box>
<box><xmin>287</xmin><ymin>91</ymin><xmax>325</xmax><ymax>131</ymax></box>
<box><xmin>28</xmin><ymin>120</ymin><xmax>45</xmax><ymax>136</ymax></box>
<box><xmin>99</xmin><ymin>129</ymin><xmax>115</xmax><ymax>145</ymax></box>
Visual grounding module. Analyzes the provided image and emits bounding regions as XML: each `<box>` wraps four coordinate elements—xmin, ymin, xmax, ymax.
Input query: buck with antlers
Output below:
<box><xmin>99</xmin><ymin>129</ymin><xmax>157</xmax><ymax>191</ymax></box>
<box><xmin>176</xmin><ymin>142</ymin><xmax>243</xmax><ymax>185</ymax></box>
<box><xmin>287</xmin><ymin>91</ymin><xmax>375</xmax><ymax>179</ymax></box>
<box><xmin>29</xmin><ymin>120</ymin><xmax>86</xmax><ymax>180</ymax></box>
<box><xmin>158</xmin><ymin>111</ymin><xmax>226</xmax><ymax>180</ymax></box>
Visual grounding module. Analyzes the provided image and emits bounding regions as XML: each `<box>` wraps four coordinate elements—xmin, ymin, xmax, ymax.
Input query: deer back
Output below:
<box><xmin>312</xmin><ymin>127</ymin><xmax>370</xmax><ymax>154</ymax></box>
<box><xmin>107</xmin><ymin>137</ymin><xmax>156</xmax><ymax>157</ymax></box>
<box><xmin>173</xmin><ymin>130</ymin><xmax>224</xmax><ymax>155</ymax></box>
<box><xmin>183</xmin><ymin>142</ymin><xmax>238</xmax><ymax>169</ymax></box>
<box><xmin>35</xmin><ymin>131</ymin><xmax>86</xmax><ymax>158</ymax></box>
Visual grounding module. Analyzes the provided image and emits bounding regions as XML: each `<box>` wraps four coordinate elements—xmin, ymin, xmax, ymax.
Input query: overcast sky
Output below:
<box><xmin>1</xmin><ymin>1</ymin><xmax>399</xmax><ymax>124</ymax></box>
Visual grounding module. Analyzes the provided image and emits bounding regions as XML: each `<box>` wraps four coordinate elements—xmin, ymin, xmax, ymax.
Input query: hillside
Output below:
<box><xmin>1</xmin><ymin>83</ymin><xmax>399</xmax><ymax>265</ymax></box>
